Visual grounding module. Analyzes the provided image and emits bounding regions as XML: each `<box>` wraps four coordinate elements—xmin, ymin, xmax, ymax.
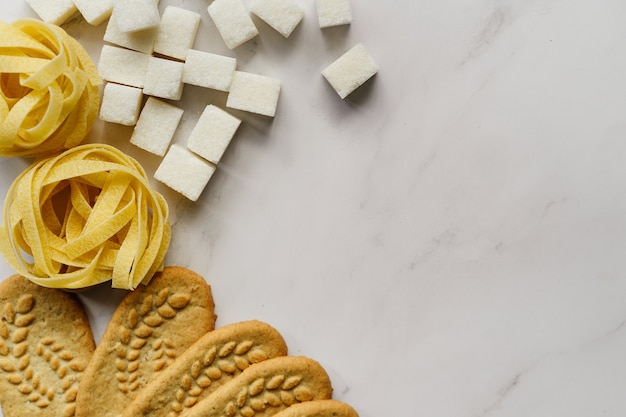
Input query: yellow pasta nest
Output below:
<box><xmin>0</xmin><ymin>19</ymin><xmax>101</xmax><ymax>157</ymax></box>
<box><xmin>0</xmin><ymin>144</ymin><xmax>171</xmax><ymax>290</ymax></box>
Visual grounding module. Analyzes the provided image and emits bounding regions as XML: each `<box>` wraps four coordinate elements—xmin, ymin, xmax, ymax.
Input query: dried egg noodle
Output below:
<box><xmin>0</xmin><ymin>144</ymin><xmax>171</xmax><ymax>290</ymax></box>
<box><xmin>0</xmin><ymin>19</ymin><xmax>101</xmax><ymax>157</ymax></box>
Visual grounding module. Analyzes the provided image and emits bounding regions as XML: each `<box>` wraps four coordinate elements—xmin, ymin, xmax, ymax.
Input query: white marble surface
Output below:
<box><xmin>3</xmin><ymin>0</ymin><xmax>626</xmax><ymax>416</ymax></box>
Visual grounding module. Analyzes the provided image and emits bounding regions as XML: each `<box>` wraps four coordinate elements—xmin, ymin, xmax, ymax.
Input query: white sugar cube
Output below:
<box><xmin>25</xmin><ymin>0</ymin><xmax>77</xmax><ymax>25</ymax></box>
<box><xmin>183</xmin><ymin>50</ymin><xmax>237</xmax><ymax>92</ymax></box>
<box><xmin>315</xmin><ymin>0</ymin><xmax>352</xmax><ymax>28</ymax></box>
<box><xmin>104</xmin><ymin>8</ymin><xmax>158</xmax><ymax>54</ymax></box>
<box><xmin>99</xmin><ymin>83</ymin><xmax>143</xmax><ymax>126</ymax></box>
<box><xmin>250</xmin><ymin>0</ymin><xmax>304</xmax><ymax>38</ymax></box>
<box><xmin>131</xmin><ymin>97</ymin><xmax>184</xmax><ymax>156</ymax></box>
<box><xmin>226</xmin><ymin>71</ymin><xmax>281</xmax><ymax>117</ymax></box>
<box><xmin>98</xmin><ymin>45</ymin><xmax>150</xmax><ymax>88</ymax></box>
<box><xmin>113</xmin><ymin>0</ymin><xmax>160</xmax><ymax>33</ymax></box>
<box><xmin>143</xmin><ymin>56</ymin><xmax>185</xmax><ymax>100</ymax></box>
<box><xmin>153</xmin><ymin>6</ymin><xmax>201</xmax><ymax>61</ymax></box>
<box><xmin>187</xmin><ymin>105</ymin><xmax>241</xmax><ymax>164</ymax></box>
<box><xmin>154</xmin><ymin>144</ymin><xmax>216</xmax><ymax>202</ymax></box>
<box><xmin>322</xmin><ymin>43</ymin><xmax>378</xmax><ymax>99</ymax></box>
<box><xmin>207</xmin><ymin>0</ymin><xmax>259</xmax><ymax>49</ymax></box>
<box><xmin>73</xmin><ymin>0</ymin><xmax>113</xmax><ymax>26</ymax></box>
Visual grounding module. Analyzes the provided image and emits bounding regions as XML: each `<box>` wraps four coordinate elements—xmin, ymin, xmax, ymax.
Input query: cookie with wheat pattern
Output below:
<box><xmin>0</xmin><ymin>275</ymin><xmax>95</xmax><ymax>417</ymax></box>
<box><xmin>75</xmin><ymin>266</ymin><xmax>217</xmax><ymax>417</ymax></box>
<box><xmin>271</xmin><ymin>399</ymin><xmax>360</xmax><ymax>417</ymax></box>
<box><xmin>121</xmin><ymin>320</ymin><xmax>288</xmax><ymax>417</ymax></box>
<box><xmin>178</xmin><ymin>356</ymin><xmax>333</xmax><ymax>417</ymax></box>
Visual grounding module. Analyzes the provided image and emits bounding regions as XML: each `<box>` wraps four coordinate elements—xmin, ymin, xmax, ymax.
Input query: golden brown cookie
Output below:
<box><xmin>178</xmin><ymin>356</ymin><xmax>333</xmax><ymax>417</ymax></box>
<box><xmin>272</xmin><ymin>400</ymin><xmax>360</xmax><ymax>417</ymax></box>
<box><xmin>0</xmin><ymin>274</ymin><xmax>95</xmax><ymax>417</ymax></box>
<box><xmin>121</xmin><ymin>320</ymin><xmax>288</xmax><ymax>417</ymax></box>
<box><xmin>75</xmin><ymin>266</ymin><xmax>217</xmax><ymax>417</ymax></box>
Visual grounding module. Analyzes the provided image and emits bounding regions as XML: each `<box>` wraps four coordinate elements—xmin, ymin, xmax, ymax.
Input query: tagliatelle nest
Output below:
<box><xmin>0</xmin><ymin>144</ymin><xmax>171</xmax><ymax>290</ymax></box>
<box><xmin>0</xmin><ymin>19</ymin><xmax>101</xmax><ymax>157</ymax></box>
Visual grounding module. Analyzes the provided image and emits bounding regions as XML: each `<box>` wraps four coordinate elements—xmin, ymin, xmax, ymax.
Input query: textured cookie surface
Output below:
<box><xmin>75</xmin><ymin>266</ymin><xmax>217</xmax><ymax>417</ymax></box>
<box><xmin>0</xmin><ymin>275</ymin><xmax>95</xmax><ymax>417</ymax></box>
<box><xmin>122</xmin><ymin>320</ymin><xmax>288</xmax><ymax>417</ymax></box>
<box><xmin>272</xmin><ymin>400</ymin><xmax>360</xmax><ymax>417</ymax></box>
<box><xmin>179</xmin><ymin>356</ymin><xmax>333</xmax><ymax>417</ymax></box>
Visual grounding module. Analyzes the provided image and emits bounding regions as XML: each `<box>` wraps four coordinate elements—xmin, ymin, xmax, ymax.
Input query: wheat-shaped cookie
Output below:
<box><xmin>271</xmin><ymin>400</ymin><xmax>360</xmax><ymax>417</ymax></box>
<box><xmin>178</xmin><ymin>356</ymin><xmax>333</xmax><ymax>417</ymax></box>
<box><xmin>121</xmin><ymin>320</ymin><xmax>288</xmax><ymax>417</ymax></box>
<box><xmin>75</xmin><ymin>266</ymin><xmax>217</xmax><ymax>417</ymax></box>
<box><xmin>0</xmin><ymin>275</ymin><xmax>95</xmax><ymax>417</ymax></box>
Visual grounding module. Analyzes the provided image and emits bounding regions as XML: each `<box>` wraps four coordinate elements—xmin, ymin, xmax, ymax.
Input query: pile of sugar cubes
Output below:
<box><xmin>25</xmin><ymin>0</ymin><xmax>379</xmax><ymax>202</ymax></box>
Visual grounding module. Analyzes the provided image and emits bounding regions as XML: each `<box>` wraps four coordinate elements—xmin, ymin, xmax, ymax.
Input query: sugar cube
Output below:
<box><xmin>315</xmin><ymin>0</ymin><xmax>352</xmax><ymax>28</ymax></box>
<box><xmin>98</xmin><ymin>45</ymin><xmax>150</xmax><ymax>88</ymax></box>
<box><xmin>250</xmin><ymin>0</ymin><xmax>304</xmax><ymax>38</ymax></box>
<box><xmin>154</xmin><ymin>144</ymin><xmax>217</xmax><ymax>202</ymax></box>
<box><xmin>130</xmin><ymin>97</ymin><xmax>184</xmax><ymax>156</ymax></box>
<box><xmin>143</xmin><ymin>56</ymin><xmax>185</xmax><ymax>100</ymax></box>
<box><xmin>73</xmin><ymin>0</ymin><xmax>113</xmax><ymax>26</ymax></box>
<box><xmin>104</xmin><ymin>8</ymin><xmax>158</xmax><ymax>54</ymax></box>
<box><xmin>226</xmin><ymin>71</ymin><xmax>281</xmax><ymax>117</ymax></box>
<box><xmin>183</xmin><ymin>50</ymin><xmax>237</xmax><ymax>91</ymax></box>
<box><xmin>187</xmin><ymin>105</ymin><xmax>241</xmax><ymax>164</ymax></box>
<box><xmin>153</xmin><ymin>6</ymin><xmax>201</xmax><ymax>61</ymax></box>
<box><xmin>99</xmin><ymin>83</ymin><xmax>143</xmax><ymax>126</ymax></box>
<box><xmin>207</xmin><ymin>0</ymin><xmax>259</xmax><ymax>50</ymax></box>
<box><xmin>322</xmin><ymin>43</ymin><xmax>378</xmax><ymax>99</ymax></box>
<box><xmin>25</xmin><ymin>0</ymin><xmax>77</xmax><ymax>25</ymax></box>
<box><xmin>112</xmin><ymin>0</ymin><xmax>160</xmax><ymax>33</ymax></box>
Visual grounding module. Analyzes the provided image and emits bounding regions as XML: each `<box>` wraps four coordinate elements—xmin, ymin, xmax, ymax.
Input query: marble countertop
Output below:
<box><xmin>3</xmin><ymin>1</ymin><xmax>626</xmax><ymax>416</ymax></box>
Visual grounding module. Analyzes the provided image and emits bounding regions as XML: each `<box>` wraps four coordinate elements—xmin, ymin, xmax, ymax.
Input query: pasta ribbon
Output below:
<box><xmin>0</xmin><ymin>19</ymin><xmax>101</xmax><ymax>157</ymax></box>
<box><xmin>0</xmin><ymin>144</ymin><xmax>171</xmax><ymax>290</ymax></box>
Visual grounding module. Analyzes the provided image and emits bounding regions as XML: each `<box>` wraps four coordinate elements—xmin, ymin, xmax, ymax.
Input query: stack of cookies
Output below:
<box><xmin>0</xmin><ymin>266</ymin><xmax>359</xmax><ymax>417</ymax></box>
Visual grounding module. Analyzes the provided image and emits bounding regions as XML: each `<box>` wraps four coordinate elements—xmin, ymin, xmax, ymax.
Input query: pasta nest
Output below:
<box><xmin>0</xmin><ymin>144</ymin><xmax>171</xmax><ymax>290</ymax></box>
<box><xmin>0</xmin><ymin>19</ymin><xmax>101</xmax><ymax>157</ymax></box>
